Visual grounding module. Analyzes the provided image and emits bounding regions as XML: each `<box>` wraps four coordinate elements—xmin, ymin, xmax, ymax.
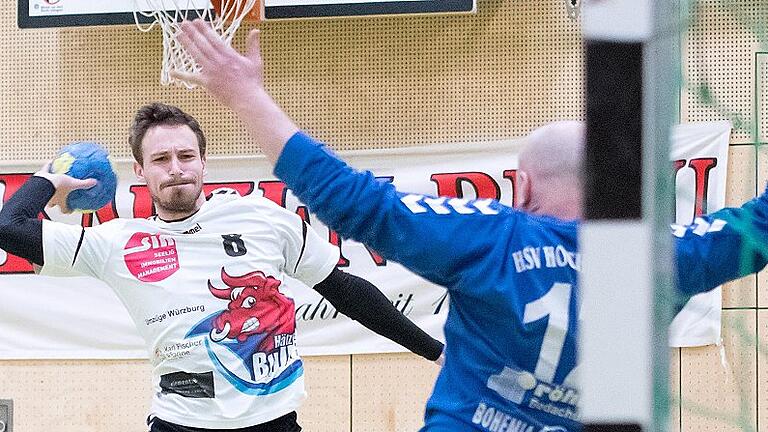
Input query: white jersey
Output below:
<box><xmin>40</xmin><ymin>193</ymin><xmax>339</xmax><ymax>429</ymax></box>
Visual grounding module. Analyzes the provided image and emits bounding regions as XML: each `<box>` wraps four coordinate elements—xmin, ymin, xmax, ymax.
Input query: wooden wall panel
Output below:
<box><xmin>351</xmin><ymin>354</ymin><xmax>439</xmax><ymax>431</ymax></box>
<box><xmin>680</xmin><ymin>311</ymin><xmax>757</xmax><ymax>432</ymax></box>
<box><xmin>0</xmin><ymin>360</ymin><xmax>150</xmax><ymax>432</ymax></box>
<box><xmin>723</xmin><ymin>146</ymin><xmax>757</xmax><ymax>309</ymax></box>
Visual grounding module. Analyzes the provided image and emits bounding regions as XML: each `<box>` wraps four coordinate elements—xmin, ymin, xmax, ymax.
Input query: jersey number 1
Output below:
<box><xmin>487</xmin><ymin>282</ymin><xmax>576</xmax><ymax>404</ymax></box>
<box><xmin>523</xmin><ymin>282</ymin><xmax>572</xmax><ymax>384</ymax></box>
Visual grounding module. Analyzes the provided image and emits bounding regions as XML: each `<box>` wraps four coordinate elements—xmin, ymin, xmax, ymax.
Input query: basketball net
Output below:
<box><xmin>134</xmin><ymin>0</ymin><xmax>260</xmax><ymax>88</ymax></box>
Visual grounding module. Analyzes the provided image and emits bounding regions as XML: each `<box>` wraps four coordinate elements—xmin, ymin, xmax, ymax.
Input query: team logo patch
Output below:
<box><xmin>187</xmin><ymin>268</ymin><xmax>302</xmax><ymax>395</ymax></box>
<box><xmin>123</xmin><ymin>232</ymin><xmax>179</xmax><ymax>282</ymax></box>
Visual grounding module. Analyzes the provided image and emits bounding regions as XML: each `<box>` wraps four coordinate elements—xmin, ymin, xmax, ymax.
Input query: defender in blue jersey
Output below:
<box><xmin>172</xmin><ymin>20</ymin><xmax>768</xmax><ymax>431</ymax></box>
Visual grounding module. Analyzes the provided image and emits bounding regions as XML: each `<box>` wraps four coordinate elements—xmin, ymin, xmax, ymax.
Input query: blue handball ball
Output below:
<box><xmin>49</xmin><ymin>141</ymin><xmax>117</xmax><ymax>213</ymax></box>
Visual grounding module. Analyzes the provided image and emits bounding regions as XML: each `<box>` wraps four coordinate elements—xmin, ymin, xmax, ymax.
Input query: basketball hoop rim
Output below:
<box><xmin>211</xmin><ymin>0</ymin><xmax>264</xmax><ymax>22</ymax></box>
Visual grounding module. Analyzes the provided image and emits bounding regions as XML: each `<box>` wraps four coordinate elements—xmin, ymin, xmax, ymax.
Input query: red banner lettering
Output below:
<box><xmin>503</xmin><ymin>169</ymin><xmax>519</xmax><ymax>207</ymax></box>
<box><xmin>0</xmin><ymin>173</ymin><xmax>38</xmax><ymax>273</ymax></box>
<box><xmin>430</xmin><ymin>172</ymin><xmax>501</xmax><ymax>200</ymax></box>
<box><xmin>688</xmin><ymin>158</ymin><xmax>718</xmax><ymax>217</ymax></box>
<box><xmin>80</xmin><ymin>204</ymin><xmax>119</xmax><ymax>227</ymax></box>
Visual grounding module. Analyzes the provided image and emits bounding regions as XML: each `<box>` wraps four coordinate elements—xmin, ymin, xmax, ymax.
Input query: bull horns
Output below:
<box><xmin>209</xmin><ymin>321</ymin><xmax>231</xmax><ymax>342</ymax></box>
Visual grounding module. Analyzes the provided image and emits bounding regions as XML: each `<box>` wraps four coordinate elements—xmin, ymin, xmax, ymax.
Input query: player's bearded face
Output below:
<box><xmin>154</xmin><ymin>171</ymin><xmax>204</xmax><ymax>214</ymax></box>
<box><xmin>135</xmin><ymin>124</ymin><xmax>207</xmax><ymax>218</ymax></box>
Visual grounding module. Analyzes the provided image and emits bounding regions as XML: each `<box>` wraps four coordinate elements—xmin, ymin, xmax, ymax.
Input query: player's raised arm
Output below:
<box><xmin>0</xmin><ymin>166</ymin><xmax>95</xmax><ymax>265</ymax></box>
<box><xmin>278</xmin><ymin>132</ymin><xmax>523</xmax><ymax>291</ymax></box>
<box><xmin>173</xmin><ymin>20</ymin><xmax>528</xmax><ymax>291</ymax></box>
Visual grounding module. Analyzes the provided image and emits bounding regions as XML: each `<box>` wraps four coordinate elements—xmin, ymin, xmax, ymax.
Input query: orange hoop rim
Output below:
<box><xmin>210</xmin><ymin>0</ymin><xmax>263</xmax><ymax>22</ymax></box>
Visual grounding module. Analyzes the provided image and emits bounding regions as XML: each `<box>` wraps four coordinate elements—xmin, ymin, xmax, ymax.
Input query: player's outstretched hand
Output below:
<box><xmin>172</xmin><ymin>19</ymin><xmax>265</xmax><ymax>110</ymax></box>
<box><xmin>172</xmin><ymin>18</ymin><xmax>300</xmax><ymax>165</ymax></box>
<box><xmin>34</xmin><ymin>163</ymin><xmax>98</xmax><ymax>214</ymax></box>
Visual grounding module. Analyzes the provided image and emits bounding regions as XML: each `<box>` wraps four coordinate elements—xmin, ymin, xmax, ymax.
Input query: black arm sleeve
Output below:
<box><xmin>0</xmin><ymin>175</ymin><xmax>55</xmax><ymax>265</ymax></box>
<box><xmin>313</xmin><ymin>268</ymin><xmax>444</xmax><ymax>361</ymax></box>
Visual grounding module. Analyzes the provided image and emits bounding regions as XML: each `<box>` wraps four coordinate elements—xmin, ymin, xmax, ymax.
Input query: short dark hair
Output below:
<box><xmin>129</xmin><ymin>103</ymin><xmax>207</xmax><ymax>165</ymax></box>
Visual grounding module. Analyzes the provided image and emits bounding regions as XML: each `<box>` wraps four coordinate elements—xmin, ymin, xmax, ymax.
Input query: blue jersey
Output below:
<box><xmin>275</xmin><ymin>132</ymin><xmax>768</xmax><ymax>431</ymax></box>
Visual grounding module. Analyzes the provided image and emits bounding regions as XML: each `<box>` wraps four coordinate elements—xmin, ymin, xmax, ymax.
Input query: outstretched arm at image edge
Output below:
<box><xmin>675</xmin><ymin>186</ymin><xmax>768</xmax><ymax>298</ymax></box>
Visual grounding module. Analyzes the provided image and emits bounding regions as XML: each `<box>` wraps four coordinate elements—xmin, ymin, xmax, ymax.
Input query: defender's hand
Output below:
<box><xmin>172</xmin><ymin>19</ymin><xmax>266</xmax><ymax>110</ymax></box>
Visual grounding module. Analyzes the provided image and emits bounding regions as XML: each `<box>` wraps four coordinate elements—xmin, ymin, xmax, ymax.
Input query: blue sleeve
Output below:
<box><xmin>274</xmin><ymin>132</ymin><xmax>520</xmax><ymax>292</ymax></box>
<box><xmin>675</xmin><ymin>189</ymin><xmax>768</xmax><ymax>297</ymax></box>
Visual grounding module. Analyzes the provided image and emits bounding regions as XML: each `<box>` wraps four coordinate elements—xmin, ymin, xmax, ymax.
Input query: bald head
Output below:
<box><xmin>517</xmin><ymin>121</ymin><xmax>585</xmax><ymax>220</ymax></box>
<box><xmin>519</xmin><ymin>120</ymin><xmax>585</xmax><ymax>179</ymax></box>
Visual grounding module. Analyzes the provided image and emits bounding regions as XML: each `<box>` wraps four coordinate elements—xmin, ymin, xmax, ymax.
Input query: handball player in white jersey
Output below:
<box><xmin>0</xmin><ymin>103</ymin><xmax>443</xmax><ymax>432</ymax></box>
